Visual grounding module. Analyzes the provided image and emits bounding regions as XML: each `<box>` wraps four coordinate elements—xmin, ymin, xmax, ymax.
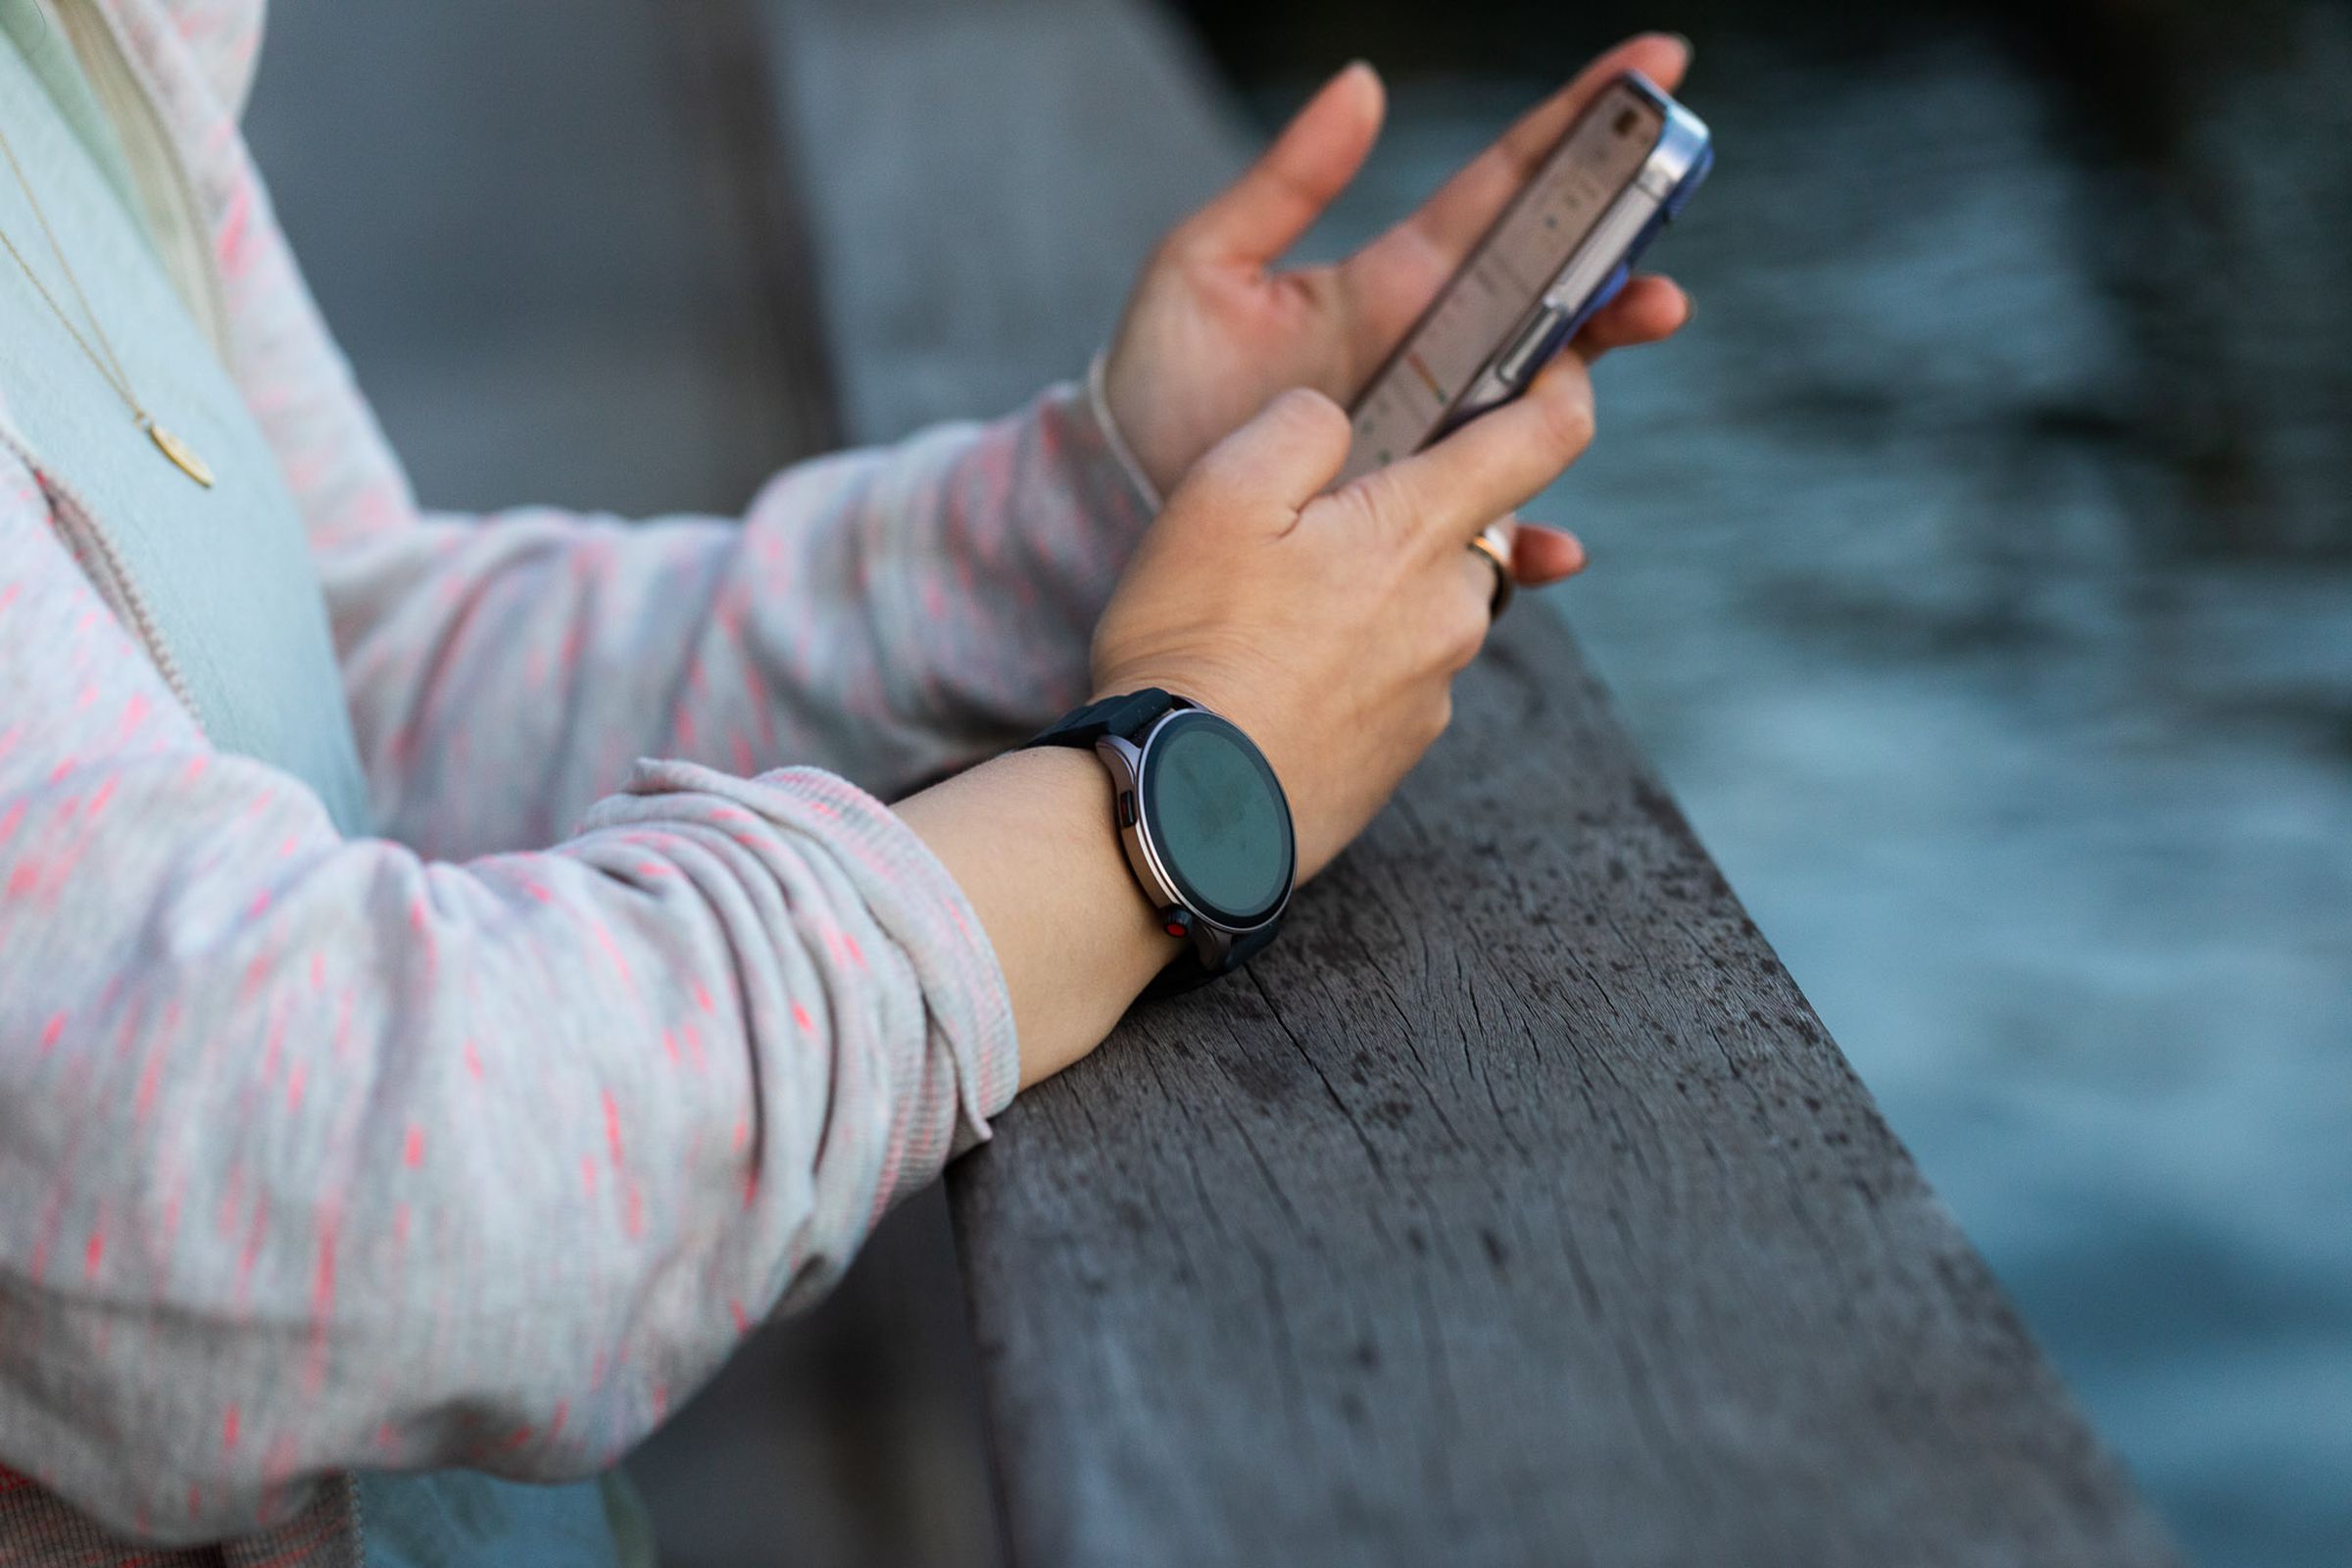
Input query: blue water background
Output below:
<box><xmin>1276</xmin><ymin>19</ymin><xmax>2352</xmax><ymax>1567</ymax></box>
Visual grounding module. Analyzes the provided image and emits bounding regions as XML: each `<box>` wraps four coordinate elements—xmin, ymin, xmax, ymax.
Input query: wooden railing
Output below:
<box><xmin>736</xmin><ymin>0</ymin><xmax>2183</xmax><ymax>1561</ymax></box>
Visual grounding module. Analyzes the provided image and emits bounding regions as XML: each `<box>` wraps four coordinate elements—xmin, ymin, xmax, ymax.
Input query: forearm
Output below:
<box><xmin>328</xmin><ymin>385</ymin><xmax>1154</xmax><ymax>858</ymax></box>
<box><xmin>896</xmin><ymin>747</ymin><xmax>1178</xmax><ymax>1089</ymax></box>
<box><xmin>1</xmin><ymin>473</ymin><xmax>1024</xmax><ymax>1538</ymax></box>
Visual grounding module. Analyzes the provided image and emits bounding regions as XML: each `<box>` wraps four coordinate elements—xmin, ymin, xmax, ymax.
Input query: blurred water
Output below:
<box><xmin>1275</xmin><ymin>16</ymin><xmax>2352</xmax><ymax>1567</ymax></box>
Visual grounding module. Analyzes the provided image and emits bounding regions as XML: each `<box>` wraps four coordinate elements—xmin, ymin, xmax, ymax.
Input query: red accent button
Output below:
<box><xmin>1163</xmin><ymin>921</ymin><xmax>1188</xmax><ymax>938</ymax></box>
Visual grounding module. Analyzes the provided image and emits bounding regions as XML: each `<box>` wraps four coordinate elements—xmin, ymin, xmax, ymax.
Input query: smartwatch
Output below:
<box><xmin>1021</xmin><ymin>689</ymin><xmax>1295</xmax><ymax>993</ymax></box>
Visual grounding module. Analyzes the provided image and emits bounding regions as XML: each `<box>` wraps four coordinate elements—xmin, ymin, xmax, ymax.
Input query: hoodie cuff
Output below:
<box><xmin>611</xmin><ymin>759</ymin><xmax>1022</xmax><ymax>1196</ymax></box>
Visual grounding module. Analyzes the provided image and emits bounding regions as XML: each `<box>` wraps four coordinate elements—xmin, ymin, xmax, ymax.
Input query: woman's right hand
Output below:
<box><xmin>1088</xmin><ymin>352</ymin><xmax>1610</xmax><ymax>883</ymax></box>
<box><xmin>906</xmin><ymin>342</ymin><xmax>1680</xmax><ymax>1084</ymax></box>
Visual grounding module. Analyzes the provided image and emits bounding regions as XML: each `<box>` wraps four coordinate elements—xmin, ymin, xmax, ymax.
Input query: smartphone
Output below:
<box><xmin>1338</xmin><ymin>71</ymin><xmax>1711</xmax><ymax>484</ymax></box>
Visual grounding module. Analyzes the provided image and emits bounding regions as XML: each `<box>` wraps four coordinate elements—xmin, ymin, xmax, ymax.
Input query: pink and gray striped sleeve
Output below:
<box><xmin>197</xmin><ymin>71</ymin><xmax>1155</xmax><ymax>858</ymax></box>
<box><xmin>0</xmin><ymin>467</ymin><xmax>1015</xmax><ymax>1536</ymax></box>
<box><xmin>0</xmin><ymin>0</ymin><xmax>1157</xmax><ymax>1544</ymax></box>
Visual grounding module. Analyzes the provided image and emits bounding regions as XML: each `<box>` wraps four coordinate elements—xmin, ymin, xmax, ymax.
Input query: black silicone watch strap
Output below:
<box><xmin>1141</xmin><ymin>917</ymin><xmax>1281</xmax><ymax>999</ymax></box>
<box><xmin>1021</xmin><ymin>688</ymin><xmax>1183</xmax><ymax>751</ymax></box>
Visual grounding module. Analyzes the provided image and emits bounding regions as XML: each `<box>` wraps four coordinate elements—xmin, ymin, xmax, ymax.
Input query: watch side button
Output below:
<box><xmin>1116</xmin><ymin>790</ymin><xmax>1137</xmax><ymax>828</ymax></box>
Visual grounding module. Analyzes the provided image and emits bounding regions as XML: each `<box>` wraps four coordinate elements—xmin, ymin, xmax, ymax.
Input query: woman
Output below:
<box><xmin>0</xmin><ymin>1</ymin><xmax>1690</xmax><ymax>1560</ymax></box>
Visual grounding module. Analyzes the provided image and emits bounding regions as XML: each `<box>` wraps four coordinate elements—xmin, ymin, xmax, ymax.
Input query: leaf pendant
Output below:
<box><xmin>148</xmin><ymin>422</ymin><xmax>215</xmax><ymax>488</ymax></box>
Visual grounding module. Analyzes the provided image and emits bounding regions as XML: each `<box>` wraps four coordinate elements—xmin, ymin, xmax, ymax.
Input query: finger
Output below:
<box><xmin>1365</xmin><ymin>353</ymin><xmax>1595</xmax><ymax>547</ymax></box>
<box><xmin>1510</xmin><ymin>522</ymin><xmax>1588</xmax><ymax>585</ymax></box>
<box><xmin>1572</xmin><ymin>275</ymin><xmax>1690</xmax><ymax>363</ymax></box>
<box><xmin>1460</xmin><ymin>542</ymin><xmax>1509</xmax><ymax>628</ymax></box>
<box><xmin>1466</xmin><ymin>514</ymin><xmax>1518</xmax><ymax>600</ymax></box>
<box><xmin>1356</xmin><ymin>34</ymin><xmax>1689</xmax><ymax>279</ymax></box>
<box><xmin>1181</xmin><ymin>387</ymin><xmax>1355</xmax><ymax>511</ymax></box>
<box><xmin>1167</xmin><ymin>62</ymin><xmax>1385</xmax><ymax>267</ymax></box>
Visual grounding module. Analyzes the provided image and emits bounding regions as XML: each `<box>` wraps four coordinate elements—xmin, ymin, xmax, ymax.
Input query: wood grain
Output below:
<box><xmin>955</xmin><ymin>612</ymin><xmax>2182</xmax><ymax>1566</ymax></box>
<box><xmin>763</xmin><ymin>0</ymin><xmax>1246</xmax><ymax>439</ymax></box>
<box><xmin>752</xmin><ymin>1</ymin><xmax>2185</xmax><ymax>1560</ymax></box>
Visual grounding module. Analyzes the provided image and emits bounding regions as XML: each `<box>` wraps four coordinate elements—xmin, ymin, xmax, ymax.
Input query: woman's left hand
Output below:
<box><xmin>1102</xmin><ymin>31</ymin><xmax>1695</xmax><ymax>588</ymax></box>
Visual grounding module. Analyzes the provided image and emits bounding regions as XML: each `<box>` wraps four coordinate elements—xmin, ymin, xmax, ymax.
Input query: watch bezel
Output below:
<box><xmin>1097</xmin><ymin>707</ymin><xmax>1295</xmax><ymax>939</ymax></box>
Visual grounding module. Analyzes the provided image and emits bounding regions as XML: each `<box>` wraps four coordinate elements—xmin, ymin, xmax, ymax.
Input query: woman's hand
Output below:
<box><xmin>1092</xmin><ymin>352</ymin><xmax>1600</xmax><ymax>884</ymax></box>
<box><xmin>1102</xmin><ymin>33</ymin><xmax>1693</xmax><ymax>585</ymax></box>
<box><xmin>906</xmin><ymin>34</ymin><xmax>1701</xmax><ymax>1086</ymax></box>
<box><xmin>906</xmin><ymin>309</ymin><xmax>1611</xmax><ymax>1088</ymax></box>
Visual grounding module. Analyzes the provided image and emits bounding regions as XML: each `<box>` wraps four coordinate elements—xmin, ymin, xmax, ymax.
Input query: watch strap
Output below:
<box><xmin>1141</xmin><ymin>917</ymin><xmax>1281</xmax><ymax>999</ymax></box>
<box><xmin>1019</xmin><ymin>688</ymin><xmax>1182</xmax><ymax>752</ymax></box>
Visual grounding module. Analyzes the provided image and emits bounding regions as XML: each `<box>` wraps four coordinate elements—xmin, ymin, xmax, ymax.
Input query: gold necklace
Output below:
<box><xmin>0</xmin><ymin>122</ymin><xmax>214</xmax><ymax>487</ymax></box>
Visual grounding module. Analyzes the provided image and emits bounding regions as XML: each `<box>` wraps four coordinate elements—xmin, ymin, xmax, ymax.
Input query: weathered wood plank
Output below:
<box><xmin>247</xmin><ymin>0</ymin><xmax>837</xmax><ymax>513</ymax></box>
<box><xmin>958</xmin><ymin>611</ymin><xmax>2181</xmax><ymax>1565</ymax></box>
<box><xmin>757</xmin><ymin>0</ymin><xmax>2183</xmax><ymax>1561</ymax></box>
<box><xmin>762</xmin><ymin>0</ymin><xmax>1246</xmax><ymax>438</ymax></box>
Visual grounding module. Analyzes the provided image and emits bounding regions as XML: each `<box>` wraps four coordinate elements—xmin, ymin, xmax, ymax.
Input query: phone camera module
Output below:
<box><xmin>1613</xmin><ymin>108</ymin><xmax>1640</xmax><ymax>137</ymax></box>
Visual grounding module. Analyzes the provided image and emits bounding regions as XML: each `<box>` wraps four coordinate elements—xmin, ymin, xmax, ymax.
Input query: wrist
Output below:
<box><xmin>898</xmin><ymin>747</ymin><xmax>1180</xmax><ymax>1091</ymax></box>
<box><xmin>1087</xmin><ymin>352</ymin><xmax>1167</xmax><ymax>513</ymax></box>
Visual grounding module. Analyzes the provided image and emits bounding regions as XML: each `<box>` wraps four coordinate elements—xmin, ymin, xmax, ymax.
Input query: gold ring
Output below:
<box><xmin>1466</xmin><ymin>526</ymin><xmax>1514</xmax><ymax>619</ymax></box>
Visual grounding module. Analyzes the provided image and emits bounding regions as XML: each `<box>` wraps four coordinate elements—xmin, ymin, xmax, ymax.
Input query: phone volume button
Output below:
<box><xmin>1494</xmin><ymin>305</ymin><xmax>1568</xmax><ymax>387</ymax></box>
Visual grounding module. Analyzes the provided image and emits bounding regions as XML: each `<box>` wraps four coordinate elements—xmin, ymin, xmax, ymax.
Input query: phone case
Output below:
<box><xmin>1338</xmin><ymin>72</ymin><xmax>1712</xmax><ymax>484</ymax></box>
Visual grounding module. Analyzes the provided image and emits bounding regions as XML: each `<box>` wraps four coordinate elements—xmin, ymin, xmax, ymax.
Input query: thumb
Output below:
<box><xmin>1170</xmin><ymin>62</ymin><xmax>1384</xmax><ymax>266</ymax></box>
<box><xmin>1181</xmin><ymin>387</ymin><xmax>1354</xmax><ymax>512</ymax></box>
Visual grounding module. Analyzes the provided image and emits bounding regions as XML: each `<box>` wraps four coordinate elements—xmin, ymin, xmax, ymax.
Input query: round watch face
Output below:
<box><xmin>1137</xmin><ymin>710</ymin><xmax>1295</xmax><ymax>928</ymax></box>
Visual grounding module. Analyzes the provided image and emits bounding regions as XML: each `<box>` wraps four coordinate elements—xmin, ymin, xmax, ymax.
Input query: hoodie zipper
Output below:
<box><xmin>3</xmin><ymin>0</ymin><xmax>219</xmax><ymax>728</ymax></box>
<box><xmin>1</xmin><ymin>424</ymin><xmax>206</xmax><ymax>726</ymax></box>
